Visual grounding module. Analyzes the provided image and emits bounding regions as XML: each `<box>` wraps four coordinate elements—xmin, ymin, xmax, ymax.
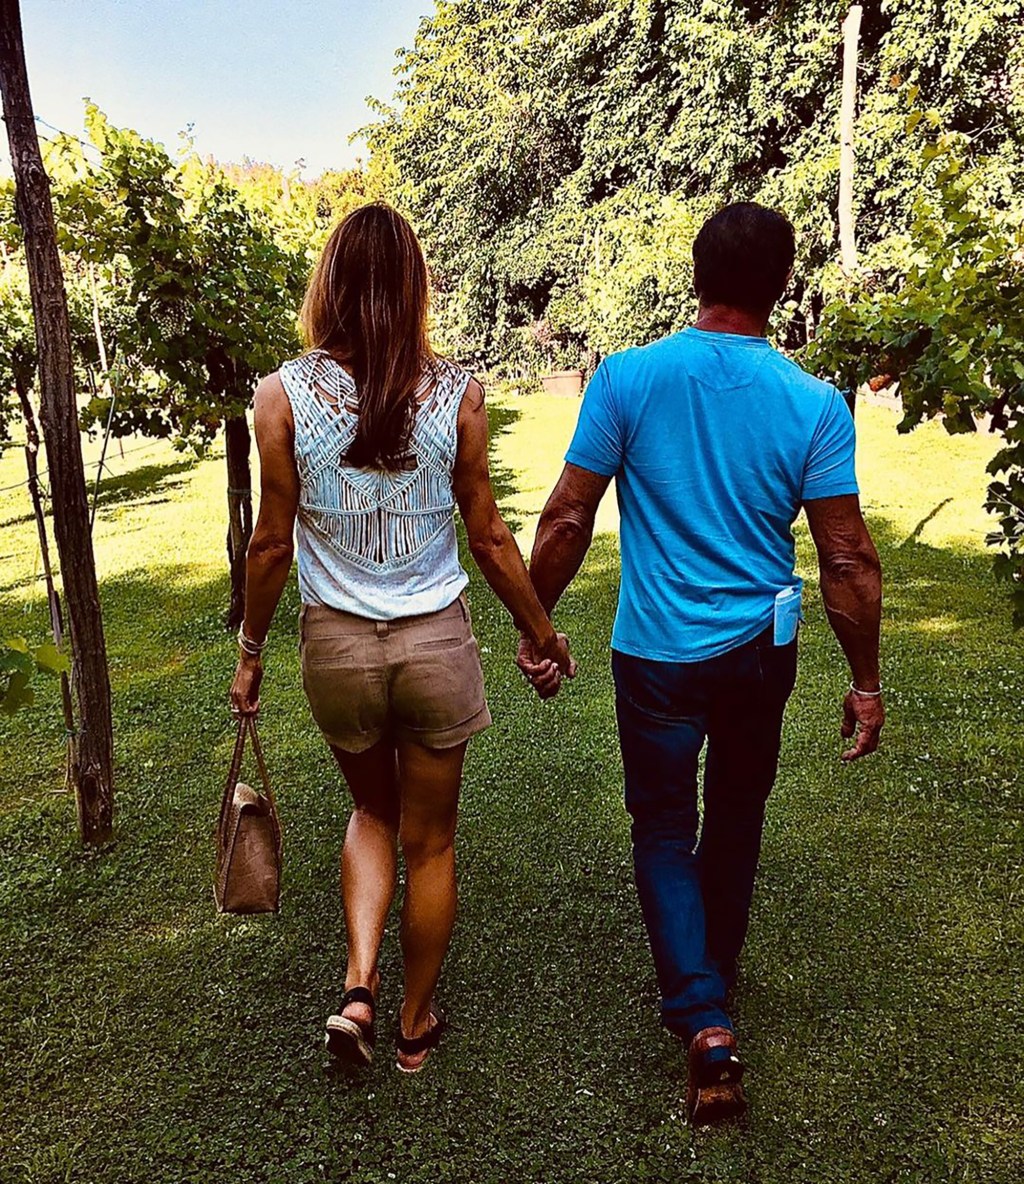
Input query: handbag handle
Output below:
<box><xmin>218</xmin><ymin>716</ymin><xmax>277</xmax><ymax>840</ymax></box>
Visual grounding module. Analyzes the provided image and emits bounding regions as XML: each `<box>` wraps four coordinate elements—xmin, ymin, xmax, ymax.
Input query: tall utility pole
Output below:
<box><xmin>0</xmin><ymin>0</ymin><xmax>115</xmax><ymax>844</ymax></box>
<box><xmin>839</xmin><ymin>4</ymin><xmax>863</xmax><ymax>277</ymax></box>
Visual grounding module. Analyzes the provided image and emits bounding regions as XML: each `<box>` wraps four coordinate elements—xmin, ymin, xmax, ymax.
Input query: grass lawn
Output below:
<box><xmin>1</xmin><ymin>394</ymin><xmax>1022</xmax><ymax>1183</ymax></box>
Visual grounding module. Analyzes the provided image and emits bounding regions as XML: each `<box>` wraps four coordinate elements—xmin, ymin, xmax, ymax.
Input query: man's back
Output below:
<box><xmin>526</xmin><ymin>202</ymin><xmax>883</xmax><ymax>1126</ymax></box>
<box><xmin>565</xmin><ymin>327</ymin><xmax>858</xmax><ymax>661</ymax></box>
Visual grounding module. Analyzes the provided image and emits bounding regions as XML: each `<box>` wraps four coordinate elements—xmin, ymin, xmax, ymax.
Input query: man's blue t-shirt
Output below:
<box><xmin>564</xmin><ymin>328</ymin><xmax>859</xmax><ymax>662</ymax></box>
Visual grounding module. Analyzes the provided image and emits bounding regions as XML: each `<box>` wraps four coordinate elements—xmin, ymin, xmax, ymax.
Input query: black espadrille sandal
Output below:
<box><xmin>325</xmin><ymin>986</ymin><xmax>376</xmax><ymax>1067</ymax></box>
<box><xmin>395</xmin><ymin>1005</ymin><xmax>446</xmax><ymax>1074</ymax></box>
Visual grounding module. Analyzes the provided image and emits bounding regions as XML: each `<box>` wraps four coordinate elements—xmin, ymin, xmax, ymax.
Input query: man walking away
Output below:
<box><xmin>520</xmin><ymin>202</ymin><xmax>883</xmax><ymax>1125</ymax></box>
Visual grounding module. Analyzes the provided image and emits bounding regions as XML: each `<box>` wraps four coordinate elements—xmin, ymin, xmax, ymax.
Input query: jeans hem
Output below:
<box><xmin>662</xmin><ymin>1008</ymin><xmax>733</xmax><ymax>1046</ymax></box>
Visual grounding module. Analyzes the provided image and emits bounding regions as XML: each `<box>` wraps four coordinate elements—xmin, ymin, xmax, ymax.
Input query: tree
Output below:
<box><xmin>368</xmin><ymin>0</ymin><xmax>1024</xmax><ymax>366</ymax></box>
<box><xmin>51</xmin><ymin>109</ymin><xmax>308</xmax><ymax>626</ymax></box>
<box><xmin>369</xmin><ymin>0</ymin><xmax>1024</xmax><ymax>619</ymax></box>
<box><xmin>807</xmin><ymin>115</ymin><xmax>1024</xmax><ymax>622</ymax></box>
<box><xmin>0</xmin><ymin>241</ymin><xmax>35</xmax><ymax>447</ymax></box>
<box><xmin>0</xmin><ymin>0</ymin><xmax>115</xmax><ymax>843</ymax></box>
<box><xmin>2</xmin><ymin>181</ymin><xmax>93</xmax><ymax>789</ymax></box>
<box><xmin>222</xmin><ymin>159</ymin><xmax>371</xmax><ymax>255</ymax></box>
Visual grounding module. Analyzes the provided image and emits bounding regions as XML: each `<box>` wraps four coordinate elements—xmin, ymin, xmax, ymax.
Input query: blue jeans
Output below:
<box><xmin>612</xmin><ymin>628</ymin><xmax>797</xmax><ymax>1043</ymax></box>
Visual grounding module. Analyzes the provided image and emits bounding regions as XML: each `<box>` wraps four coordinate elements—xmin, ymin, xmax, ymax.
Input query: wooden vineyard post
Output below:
<box><xmin>16</xmin><ymin>376</ymin><xmax>78</xmax><ymax>789</ymax></box>
<box><xmin>88</xmin><ymin>260</ymin><xmax>116</xmax><ymax>530</ymax></box>
<box><xmin>225</xmin><ymin>412</ymin><xmax>253</xmax><ymax>631</ymax></box>
<box><xmin>839</xmin><ymin>4</ymin><xmax>863</xmax><ymax>277</ymax></box>
<box><xmin>0</xmin><ymin>0</ymin><xmax>115</xmax><ymax>843</ymax></box>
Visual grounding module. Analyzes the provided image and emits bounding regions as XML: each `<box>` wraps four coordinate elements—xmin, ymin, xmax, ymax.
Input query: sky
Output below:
<box><xmin>6</xmin><ymin>0</ymin><xmax>434</xmax><ymax>177</ymax></box>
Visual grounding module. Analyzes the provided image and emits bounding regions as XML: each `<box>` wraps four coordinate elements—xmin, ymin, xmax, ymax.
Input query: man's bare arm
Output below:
<box><xmin>804</xmin><ymin>493</ymin><xmax>884</xmax><ymax>760</ymax></box>
<box><xmin>528</xmin><ymin>462</ymin><xmax>612</xmax><ymax>615</ymax></box>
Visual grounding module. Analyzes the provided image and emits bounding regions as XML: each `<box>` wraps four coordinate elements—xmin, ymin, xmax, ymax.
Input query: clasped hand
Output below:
<box><xmin>516</xmin><ymin>632</ymin><xmax>577</xmax><ymax>700</ymax></box>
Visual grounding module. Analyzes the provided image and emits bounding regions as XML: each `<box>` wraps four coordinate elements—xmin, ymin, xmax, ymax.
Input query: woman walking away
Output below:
<box><xmin>229</xmin><ymin>203</ymin><xmax>574</xmax><ymax>1073</ymax></box>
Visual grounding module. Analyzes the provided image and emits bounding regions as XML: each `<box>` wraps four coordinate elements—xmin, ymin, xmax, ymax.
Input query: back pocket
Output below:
<box><xmin>413</xmin><ymin>635</ymin><xmax>463</xmax><ymax>653</ymax></box>
<box><xmin>302</xmin><ymin>633</ymin><xmax>361</xmax><ymax>669</ymax></box>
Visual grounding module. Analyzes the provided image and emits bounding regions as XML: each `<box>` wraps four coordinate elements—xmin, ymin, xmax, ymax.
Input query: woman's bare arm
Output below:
<box><xmin>452</xmin><ymin>379</ymin><xmax>574</xmax><ymax>683</ymax></box>
<box><xmin>229</xmin><ymin>373</ymin><xmax>299</xmax><ymax>715</ymax></box>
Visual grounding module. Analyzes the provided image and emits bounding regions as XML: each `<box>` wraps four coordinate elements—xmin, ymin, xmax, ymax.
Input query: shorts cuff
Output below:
<box><xmin>320</xmin><ymin>728</ymin><xmax>386</xmax><ymax>754</ymax></box>
<box><xmin>398</xmin><ymin>704</ymin><xmax>492</xmax><ymax>750</ymax></box>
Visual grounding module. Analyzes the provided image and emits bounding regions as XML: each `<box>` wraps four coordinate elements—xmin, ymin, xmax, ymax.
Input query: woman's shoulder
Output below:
<box><xmin>252</xmin><ymin>371</ymin><xmax>296</xmax><ymax>437</ymax></box>
<box><xmin>255</xmin><ymin>370</ymin><xmax>285</xmax><ymax>400</ymax></box>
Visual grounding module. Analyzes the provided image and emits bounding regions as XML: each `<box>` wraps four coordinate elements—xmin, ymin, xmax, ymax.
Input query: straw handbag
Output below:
<box><xmin>214</xmin><ymin>716</ymin><xmax>282</xmax><ymax>914</ymax></box>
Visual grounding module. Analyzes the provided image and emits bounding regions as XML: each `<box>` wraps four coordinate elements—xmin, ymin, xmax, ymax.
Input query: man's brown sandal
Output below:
<box><xmin>396</xmin><ymin>1005</ymin><xmax>446</xmax><ymax>1074</ymax></box>
<box><xmin>687</xmin><ymin>1026</ymin><xmax>747</xmax><ymax>1126</ymax></box>
<box><xmin>325</xmin><ymin>986</ymin><xmax>376</xmax><ymax>1067</ymax></box>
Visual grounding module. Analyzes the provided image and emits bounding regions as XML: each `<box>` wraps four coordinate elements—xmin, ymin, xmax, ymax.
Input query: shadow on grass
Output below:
<box><xmin>0</xmin><ymin>457</ymin><xmax>199</xmax><ymax>536</ymax></box>
<box><xmin>0</xmin><ymin>455</ymin><xmax>203</xmax><ymax>599</ymax></box>
<box><xmin>0</xmin><ymin>440</ymin><xmax>1021</xmax><ymax>1181</ymax></box>
<box><xmin>899</xmin><ymin>497</ymin><xmax>955</xmax><ymax>549</ymax></box>
<box><xmin>92</xmin><ymin>456</ymin><xmax>200</xmax><ymax>513</ymax></box>
<box><xmin>485</xmin><ymin>398</ymin><xmax>524</xmax><ymax>533</ymax></box>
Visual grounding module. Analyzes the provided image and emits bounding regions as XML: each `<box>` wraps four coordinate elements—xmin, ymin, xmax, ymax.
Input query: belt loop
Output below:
<box><xmin>375</xmin><ymin>621</ymin><xmax>389</xmax><ymax>638</ymax></box>
<box><xmin>458</xmin><ymin>593</ymin><xmax>469</xmax><ymax>623</ymax></box>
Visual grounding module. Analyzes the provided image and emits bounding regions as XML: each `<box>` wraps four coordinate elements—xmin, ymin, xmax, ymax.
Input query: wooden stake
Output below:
<box><xmin>225</xmin><ymin>411</ymin><xmax>253</xmax><ymax>631</ymax></box>
<box><xmin>16</xmin><ymin>375</ymin><xmax>78</xmax><ymax>791</ymax></box>
<box><xmin>0</xmin><ymin>0</ymin><xmax>115</xmax><ymax>844</ymax></box>
<box><xmin>839</xmin><ymin>4</ymin><xmax>862</xmax><ymax>277</ymax></box>
<box><xmin>88</xmin><ymin>261</ymin><xmax>116</xmax><ymax>529</ymax></box>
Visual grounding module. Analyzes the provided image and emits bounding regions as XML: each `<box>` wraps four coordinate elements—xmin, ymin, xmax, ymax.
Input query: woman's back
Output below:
<box><xmin>232</xmin><ymin>200</ymin><xmax>572</xmax><ymax>1075</ymax></box>
<box><xmin>280</xmin><ymin>349</ymin><xmax>471</xmax><ymax>620</ymax></box>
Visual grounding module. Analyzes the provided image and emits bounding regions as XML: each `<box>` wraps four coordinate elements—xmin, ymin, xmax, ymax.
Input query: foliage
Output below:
<box><xmin>0</xmin><ymin>400</ymin><xmax>1021</xmax><ymax>1181</ymax></box>
<box><xmin>366</xmin><ymin>0</ymin><xmax>1024</xmax><ymax>613</ymax></box>
<box><xmin>3</xmin><ymin>107</ymin><xmax>373</xmax><ymax>457</ymax></box>
<box><xmin>369</xmin><ymin>0</ymin><xmax>1024</xmax><ymax>369</ymax></box>
<box><xmin>808</xmin><ymin>116</ymin><xmax>1024</xmax><ymax>622</ymax></box>
<box><xmin>0</xmin><ymin>188</ymin><xmax>109</xmax><ymax>456</ymax></box>
<box><xmin>0</xmin><ymin>249</ymin><xmax>34</xmax><ymax>452</ymax></box>
<box><xmin>0</xmin><ymin>634</ymin><xmax>70</xmax><ymax>715</ymax></box>
<box><xmin>577</xmin><ymin>192</ymin><xmax>711</xmax><ymax>356</ymax></box>
<box><xmin>44</xmin><ymin>106</ymin><xmax>307</xmax><ymax>449</ymax></box>
<box><xmin>220</xmin><ymin>159</ymin><xmax>373</xmax><ymax>257</ymax></box>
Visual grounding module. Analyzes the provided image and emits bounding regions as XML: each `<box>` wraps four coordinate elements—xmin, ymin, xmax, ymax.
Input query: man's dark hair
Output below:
<box><xmin>692</xmin><ymin>202</ymin><xmax>796</xmax><ymax>314</ymax></box>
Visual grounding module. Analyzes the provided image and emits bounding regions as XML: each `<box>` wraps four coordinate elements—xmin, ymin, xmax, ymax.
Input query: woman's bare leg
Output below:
<box><xmin>330</xmin><ymin>739</ymin><xmax>400</xmax><ymax>1025</ymax></box>
<box><xmin>396</xmin><ymin>738</ymin><xmax>466</xmax><ymax>1061</ymax></box>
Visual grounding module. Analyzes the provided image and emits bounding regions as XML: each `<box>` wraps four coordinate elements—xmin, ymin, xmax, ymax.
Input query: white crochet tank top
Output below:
<box><xmin>279</xmin><ymin>350</ymin><xmax>471</xmax><ymax>620</ymax></box>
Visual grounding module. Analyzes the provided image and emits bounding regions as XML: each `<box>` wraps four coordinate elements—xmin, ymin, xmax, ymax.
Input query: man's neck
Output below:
<box><xmin>693</xmin><ymin>303</ymin><xmax>770</xmax><ymax>338</ymax></box>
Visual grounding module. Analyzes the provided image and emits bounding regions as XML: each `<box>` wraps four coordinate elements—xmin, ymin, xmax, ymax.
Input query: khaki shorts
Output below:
<box><xmin>299</xmin><ymin>594</ymin><xmax>492</xmax><ymax>753</ymax></box>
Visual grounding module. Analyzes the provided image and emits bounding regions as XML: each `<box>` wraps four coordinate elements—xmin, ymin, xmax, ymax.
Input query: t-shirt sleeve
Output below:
<box><xmin>801</xmin><ymin>389</ymin><xmax>859</xmax><ymax>501</ymax></box>
<box><xmin>564</xmin><ymin>361</ymin><xmax>624</xmax><ymax>477</ymax></box>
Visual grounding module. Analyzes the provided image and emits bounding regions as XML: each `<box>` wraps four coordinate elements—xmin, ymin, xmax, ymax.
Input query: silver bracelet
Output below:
<box><xmin>850</xmin><ymin>681</ymin><xmax>883</xmax><ymax>697</ymax></box>
<box><xmin>238</xmin><ymin>626</ymin><xmax>267</xmax><ymax>656</ymax></box>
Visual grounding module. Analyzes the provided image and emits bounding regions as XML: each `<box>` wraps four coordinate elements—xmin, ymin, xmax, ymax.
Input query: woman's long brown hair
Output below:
<box><xmin>300</xmin><ymin>203</ymin><xmax>434</xmax><ymax>470</ymax></box>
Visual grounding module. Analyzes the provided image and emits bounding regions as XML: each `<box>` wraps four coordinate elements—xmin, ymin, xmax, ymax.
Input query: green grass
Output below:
<box><xmin>0</xmin><ymin>397</ymin><xmax>1022</xmax><ymax>1183</ymax></box>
